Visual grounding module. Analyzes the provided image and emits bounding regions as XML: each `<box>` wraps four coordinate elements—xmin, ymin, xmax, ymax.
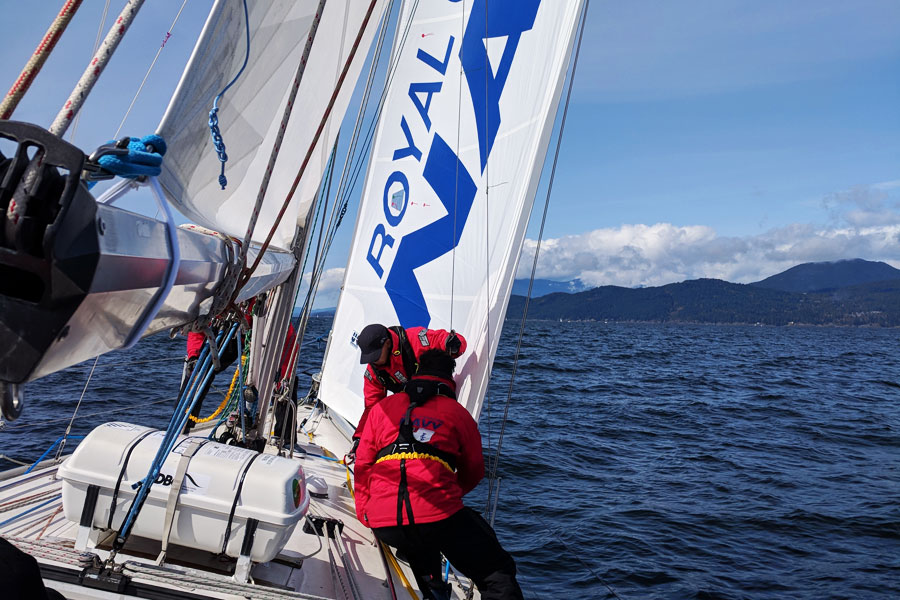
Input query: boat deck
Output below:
<box><xmin>0</xmin><ymin>404</ymin><xmax>477</xmax><ymax>599</ymax></box>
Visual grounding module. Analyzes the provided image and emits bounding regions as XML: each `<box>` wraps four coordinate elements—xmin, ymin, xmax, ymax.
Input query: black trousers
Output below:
<box><xmin>373</xmin><ymin>507</ymin><xmax>524</xmax><ymax>600</ymax></box>
<box><xmin>0</xmin><ymin>537</ymin><xmax>66</xmax><ymax>600</ymax></box>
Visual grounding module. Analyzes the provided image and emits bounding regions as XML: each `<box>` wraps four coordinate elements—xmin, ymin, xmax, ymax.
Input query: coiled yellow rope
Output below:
<box><xmin>187</xmin><ymin>355</ymin><xmax>247</xmax><ymax>424</ymax></box>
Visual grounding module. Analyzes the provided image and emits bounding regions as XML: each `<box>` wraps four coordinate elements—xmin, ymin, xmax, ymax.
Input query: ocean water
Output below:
<box><xmin>2</xmin><ymin>319</ymin><xmax>898</xmax><ymax>599</ymax></box>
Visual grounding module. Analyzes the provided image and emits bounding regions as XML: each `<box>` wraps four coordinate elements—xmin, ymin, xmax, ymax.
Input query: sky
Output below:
<box><xmin>2</xmin><ymin>0</ymin><xmax>899</xmax><ymax>303</ymax></box>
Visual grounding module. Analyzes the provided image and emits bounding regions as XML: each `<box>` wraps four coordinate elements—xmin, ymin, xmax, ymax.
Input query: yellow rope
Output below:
<box><xmin>344</xmin><ymin>465</ymin><xmax>418</xmax><ymax>599</ymax></box>
<box><xmin>382</xmin><ymin>541</ymin><xmax>418</xmax><ymax>600</ymax></box>
<box><xmin>375</xmin><ymin>451</ymin><xmax>454</xmax><ymax>474</ymax></box>
<box><xmin>187</xmin><ymin>355</ymin><xmax>247</xmax><ymax>423</ymax></box>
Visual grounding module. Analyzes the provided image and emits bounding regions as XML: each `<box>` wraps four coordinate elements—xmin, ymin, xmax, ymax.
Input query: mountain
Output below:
<box><xmin>750</xmin><ymin>258</ymin><xmax>900</xmax><ymax>293</ymax></box>
<box><xmin>511</xmin><ymin>278</ymin><xmax>588</xmax><ymax>297</ymax></box>
<box><xmin>506</xmin><ymin>260</ymin><xmax>900</xmax><ymax>326</ymax></box>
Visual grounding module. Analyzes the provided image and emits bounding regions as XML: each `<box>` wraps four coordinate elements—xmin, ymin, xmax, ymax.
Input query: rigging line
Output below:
<box><xmin>70</xmin><ymin>0</ymin><xmax>111</xmax><ymax>141</ymax></box>
<box><xmin>479</xmin><ymin>0</ymin><xmax>495</xmax><ymax>455</ymax></box>
<box><xmin>328</xmin><ymin>0</ymin><xmax>396</xmax><ymax>232</ymax></box>
<box><xmin>50</xmin><ymin>0</ymin><xmax>146</xmax><ymax>136</ymax></box>
<box><xmin>113</xmin><ymin>0</ymin><xmax>189</xmax><ymax>139</ymax></box>
<box><xmin>233</xmin><ymin>0</ymin><xmax>328</xmax><ymax>275</ymax></box>
<box><xmin>300</xmin><ymin>0</ymin><xmax>418</xmax><ymax>320</ymax></box>
<box><xmin>87</xmin><ymin>356</ymin><xmax>183</xmax><ymax>368</ymax></box>
<box><xmin>55</xmin><ymin>355</ymin><xmax>100</xmax><ymax>461</ymax></box>
<box><xmin>239</xmin><ymin>0</ymin><xmax>380</xmax><ymax>286</ymax></box>
<box><xmin>283</xmin><ymin>140</ymin><xmax>339</xmax><ymax>383</ymax></box>
<box><xmin>450</xmin><ymin>0</ymin><xmax>466</xmax><ymax>331</ymax></box>
<box><xmin>330</xmin><ymin>0</ymin><xmax>422</xmax><ymax>227</ymax></box>
<box><xmin>311</xmin><ymin>0</ymin><xmax>415</xmax><ymax>283</ymax></box>
<box><xmin>484</xmin><ymin>0</ymin><xmax>591</xmax><ymax>517</ymax></box>
<box><xmin>312</xmin><ymin>0</ymin><xmax>394</xmax><ymax>260</ymax></box>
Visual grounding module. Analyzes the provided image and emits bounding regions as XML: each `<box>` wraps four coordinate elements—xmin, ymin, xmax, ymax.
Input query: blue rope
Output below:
<box><xmin>24</xmin><ymin>435</ymin><xmax>86</xmax><ymax>474</ymax></box>
<box><xmin>0</xmin><ymin>495</ymin><xmax>62</xmax><ymax>529</ymax></box>
<box><xmin>306</xmin><ymin>452</ymin><xmax>340</xmax><ymax>462</ymax></box>
<box><xmin>208</xmin><ymin>0</ymin><xmax>250</xmax><ymax>190</ymax></box>
<box><xmin>117</xmin><ymin>326</ymin><xmax>238</xmax><ymax>544</ymax></box>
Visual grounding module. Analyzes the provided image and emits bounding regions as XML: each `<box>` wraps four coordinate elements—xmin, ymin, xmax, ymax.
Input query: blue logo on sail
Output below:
<box><xmin>366</xmin><ymin>0</ymin><xmax>541</xmax><ymax>328</ymax></box>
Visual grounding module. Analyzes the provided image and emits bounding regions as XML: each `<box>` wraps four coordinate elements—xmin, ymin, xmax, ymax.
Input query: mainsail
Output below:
<box><xmin>157</xmin><ymin>0</ymin><xmax>388</xmax><ymax>250</ymax></box>
<box><xmin>320</xmin><ymin>0</ymin><xmax>584</xmax><ymax>424</ymax></box>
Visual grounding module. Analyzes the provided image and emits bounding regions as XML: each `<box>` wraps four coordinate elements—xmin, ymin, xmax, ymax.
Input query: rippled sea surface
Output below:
<box><xmin>3</xmin><ymin>319</ymin><xmax>899</xmax><ymax>599</ymax></box>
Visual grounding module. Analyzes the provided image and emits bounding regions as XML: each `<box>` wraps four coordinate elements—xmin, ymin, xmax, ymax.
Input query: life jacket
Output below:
<box><xmin>373</xmin><ymin>376</ymin><xmax>457</xmax><ymax>526</ymax></box>
<box><xmin>371</xmin><ymin>326</ymin><xmax>418</xmax><ymax>393</ymax></box>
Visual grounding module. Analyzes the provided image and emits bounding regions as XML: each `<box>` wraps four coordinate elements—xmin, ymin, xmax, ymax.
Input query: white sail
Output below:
<box><xmin>157</xmin><ymin>0</ymin><xmax>387</xmax><ymax>249</ymax></box>
<box><xmin>320</xmin><ymin>0</ymin><xmax>584</xmax><ymax>424</ymax></box>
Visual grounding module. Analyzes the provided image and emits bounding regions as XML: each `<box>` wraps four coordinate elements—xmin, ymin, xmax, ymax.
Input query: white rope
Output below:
<box><xmin>0</xmin><ymin>455</ymin><xmax>29</xmax><ymax>467</ymax></box>
<box><xmin>6</xmin><ymin>536</ymin><xmax>331</xmax><ymax>600</ymax></box>
<box><xmin>55</xmin><ymin>355</ymin><xmax>99</xmax><ymax>460</ymax></box>
<box><xmin>4</xmin><ymin>536</ymin><xmax>82</xmax><ymax>566</ymax></box>
<box><xmin>113</xmin><ymin>0</ymin><xmax>189</xmax><ymax>138</ymax></box>
<box><xmin>124</xmin><ymin>561</ymin><xmax>331</xmax><ymax>600</ymax></box>
<box><xmin>0</xmin><ymin>490</ymin><xmax>59</xmax><ymax>513</ymax></box>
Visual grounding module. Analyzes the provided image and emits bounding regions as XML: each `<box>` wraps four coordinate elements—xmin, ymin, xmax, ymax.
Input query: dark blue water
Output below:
<box><xmin>2</xmin><ymin>320</ymin><xmax>898</xmax><ymax>599</ymax></box>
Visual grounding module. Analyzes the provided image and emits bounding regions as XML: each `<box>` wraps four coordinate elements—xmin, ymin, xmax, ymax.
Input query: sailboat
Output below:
<box><xmin>0</xmin><ymin>0</ymin><xmax>586</xmax><ymax>598</ymax></box>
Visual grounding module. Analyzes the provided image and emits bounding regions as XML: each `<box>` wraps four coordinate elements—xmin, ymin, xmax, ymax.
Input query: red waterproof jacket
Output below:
<box><xmin>356</xmin><ymin>326</ymin><xmax>467</xmax><ymax>437</ymax></box>
<box><xmin>354</xmin><ymin>375</ymin><xmax>484</xmax><ymax>528</ymax></box>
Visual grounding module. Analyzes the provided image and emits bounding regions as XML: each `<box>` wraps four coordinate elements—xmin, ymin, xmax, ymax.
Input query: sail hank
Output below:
<box><xmin>319</xmin><ymin>0</ymin><xmax>585</xmax><ymax>426</ymax></box>
<box><xmin>157</xmin><ymin>0</ymin><xmax>388</xmax><ymax>250</ymax></box>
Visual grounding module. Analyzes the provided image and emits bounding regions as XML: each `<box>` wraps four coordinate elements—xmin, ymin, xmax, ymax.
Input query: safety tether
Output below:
<box><xmin>207</xmin><ymin>0</ymin><xmax>250</xmax><ymax>190</ymax></box>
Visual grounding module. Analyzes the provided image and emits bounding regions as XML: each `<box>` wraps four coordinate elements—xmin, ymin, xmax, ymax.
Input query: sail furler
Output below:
<box><xmin>320</xmin><ymin>0</ymin><xmax>584</xmax><ymax>425</ymax></box>
<box><xmin>157</xmin><ymin>0</ymin><xmax>388</xmax><ymax>250</ymax></box>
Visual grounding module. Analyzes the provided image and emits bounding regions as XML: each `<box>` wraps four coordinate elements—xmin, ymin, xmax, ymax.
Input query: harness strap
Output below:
<box><xmin>374</xmin><ymin>392</ymin><xmax>458</xmax><ymax>526</ymax></box>
<box><xmin>222</xmin><ymin>453</ymin><xmax>261</xmax><ymax>555</ymax></box>
<box><xmin>390</xmin><ymin>326</ymin><xmax>419</xmax><ymax>379</ymax></box>
<box><xmin>108</xmin><ymin>429</ymin><xmax>157</xmax><ymax>530</ymax></box>
<box><xmin>396</xmin><ymin>458</ymin><xmax>409</xmax><ymax>526</ymax></box>
<box><xmin>372</xmin><ymin>368</ymin><xmax>403</xmax><ymax>393</ymax></box>
<box><xmin>157</xmin><ymin>438</ymin><xmax>207</xmax><ymax>564</ymax></box>
<box><xmin>373</xmin><ymin>327</ymin><xmax>420</xmax><ymax>392</ymax></box>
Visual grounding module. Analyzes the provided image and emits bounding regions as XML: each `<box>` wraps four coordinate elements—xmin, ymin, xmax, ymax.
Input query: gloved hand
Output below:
<box><xmin>445</xmin><ymin>331</ymin><xmax>461</xmax><ymax>356</ymax></box>
<box><xmin>344</xmin><ymin>437</ymin><xmax>360</xmax><ymax>465</ymax></box>
<box><xmin>97</xmin><ymin>134</ymin><xmax>167</xmax><ymax>178</ymax></box>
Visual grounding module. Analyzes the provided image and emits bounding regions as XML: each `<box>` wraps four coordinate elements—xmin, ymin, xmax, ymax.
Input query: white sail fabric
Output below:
<box><xmin>157</xmin><ymin>0</ymin><xmax>387</xmax><ymax>249</ymax></box>
<box><xmin>320</xmin><ymin>0</ymin><xmax>584</xmax><ymax>424</ymax></box>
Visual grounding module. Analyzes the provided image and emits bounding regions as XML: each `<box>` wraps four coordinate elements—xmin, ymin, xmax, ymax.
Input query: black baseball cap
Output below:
<box><xmin>358</xmin><ymin>324</ymin><xmax>389</xmax><ymax>364</ymax></box>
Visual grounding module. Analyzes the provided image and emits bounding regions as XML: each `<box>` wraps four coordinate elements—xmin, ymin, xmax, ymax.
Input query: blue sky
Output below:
<box><xmin>3</xmin><ymin>1</ymin><xmax>899</xmax><ymax>298</ymax></box>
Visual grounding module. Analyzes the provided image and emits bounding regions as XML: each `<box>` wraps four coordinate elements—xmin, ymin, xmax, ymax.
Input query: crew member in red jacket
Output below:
<box><xmin>354</xmin><ymin>350</ymin><xmax>523</xmax><ymax>600</ymax></box>
<box><xmin>354</xmin><ymin>323</ymin><xmax>466</xmax><ymax>441</ymax></box>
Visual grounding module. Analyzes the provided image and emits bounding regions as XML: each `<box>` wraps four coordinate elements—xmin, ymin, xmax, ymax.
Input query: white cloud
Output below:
<box><xmin>299</xmin><ymin>185</ymin><xmax>900</xmax><ymax>302</ymax></box>
<box><xmin>299</xmin><ymin>268</ymin><xmax>345</xmax><ymax>310</ymax></box>
<box><xmin>519</xmin><ymin>184</ymin><xmax>900</xmax><ymax>287</ymax></box>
